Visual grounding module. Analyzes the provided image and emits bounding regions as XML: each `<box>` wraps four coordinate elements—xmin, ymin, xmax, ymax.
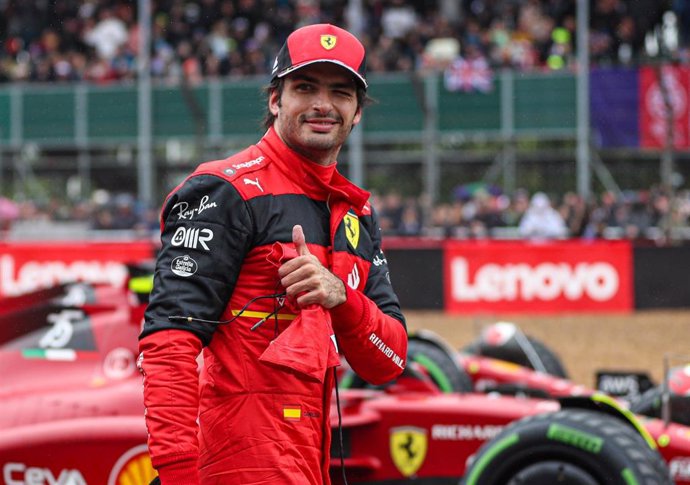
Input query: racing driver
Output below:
<box><xmin>137</xmin><ymin>23</ymin><xmax>408</xmax><ymax>485</ymax></box>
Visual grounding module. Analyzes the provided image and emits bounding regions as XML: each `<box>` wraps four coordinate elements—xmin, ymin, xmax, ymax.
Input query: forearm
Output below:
<box><xmin>138</xmin><ymin>329</ymin><xmax>203</xmax><ymax>484</ymax></box>
<box><xmin>330</xmin><ymin>285</ymin><xmax>407</xmax><ymax>385</ymax></box>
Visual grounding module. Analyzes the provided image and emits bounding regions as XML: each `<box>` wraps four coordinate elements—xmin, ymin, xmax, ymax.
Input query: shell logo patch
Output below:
<box><xmin>320</xmin><ymin>35</ymin><xmax>337</xmax><ymax>50</ymax></box>
<box><xmin>344</xmin><ymin>212</ymin><xmax>360</xmax><ymax>249</ymax></box>
<box><xmin>390</xmin><ymin>426</ymin><xmax>428</xmax><ymax>477</ymax></box>
<box><xmin>108</xmin><ymin>444</ymin><xmax>157</xmax><ymax>485</ymax></box>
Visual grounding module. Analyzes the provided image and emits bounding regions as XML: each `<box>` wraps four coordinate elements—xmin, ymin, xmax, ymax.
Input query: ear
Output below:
<box><xmin>351</xmin><ymin>105</ymin><xmax>362</xmax><ymax>127</ymax></box>
<box><xmin>269</xmin><ymin>89</ymin><xmax>280</xmax><ymax>116</ymax></box>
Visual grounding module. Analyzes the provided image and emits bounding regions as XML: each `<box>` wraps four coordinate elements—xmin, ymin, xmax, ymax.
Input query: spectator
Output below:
<box><xmin>397</xmin><ymin>197</ymin><xmax>424</xmax><ymax>236</ymax></box>
<box><xmin>426</xmin><ymin>200</ymin><xmax>465</xmax><ymax>238</ymax></box>
<box><xmin>381</xmin><ymin>0</ymin><xmax>418</xmax><ymax>40</ymax></box>
<box><xmin>0</xmin><ymin>0</ymin><xmax>677</xmax><ymax>84</ymax></box>
<box><xmin>518</xmin><ymin>192</ymin><xmax>568</xmax><ymax>239</ymax></box>
<box><xmin>559</xmin><ymin>191</ymin><xmax>589</xmax><ymax>237</ymax></box>
<box><xmin>378</xmin><ymin>191</ymin><xmax>405</xmax><ymax>234</ymax></box>
<box><xmin>503</xmin><ymin>189</ymin><xmax>531</xmax><ymax>226</ymax></box>
<box><xmin>83</xmin><ymin>7</ymin><xmax>129</xmax><ymax>61</ymax></box>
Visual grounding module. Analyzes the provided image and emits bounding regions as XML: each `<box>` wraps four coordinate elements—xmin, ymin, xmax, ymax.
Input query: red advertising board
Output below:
<box><xmin>640</xmin><ymin>65</ymin><xmax>690</xmax><ymax>149</ymax></box>
<box><xmin>0</xmin><ymin>241</ymin><xmax>156</xmax><ymax>297</ymax></box>
<box><xmin>444</xmin><ymin>240</ymin><xmax>633</xmax><ymax>314</ymax></box>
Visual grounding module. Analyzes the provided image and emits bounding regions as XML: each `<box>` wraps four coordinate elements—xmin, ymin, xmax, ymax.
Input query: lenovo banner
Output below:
<box><xmin>444</xmin><ymin>241</ymin><xmax>633</xmax><ymax>314</ymax></box>
<box><xmin>0</xmin><ymin>242</ymin><xmax>155</xmax><ymax>297</ymax></box>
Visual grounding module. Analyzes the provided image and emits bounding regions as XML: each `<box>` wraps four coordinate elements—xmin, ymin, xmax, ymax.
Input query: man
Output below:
<box><xmin>138</xmin><ymin>23</ymin><xmax>408</xmax><ymax>485</ymax></box>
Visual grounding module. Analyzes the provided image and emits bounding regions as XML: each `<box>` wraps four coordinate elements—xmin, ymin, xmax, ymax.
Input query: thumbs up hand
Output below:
<box><xmin>292</xmin><ymin>224</ymin><xmax>310</xmax><ymax>256</ymax></box>
<box><xmin>278</xmin><ymin>225</ymin><xmax>346</xmax><ymax>309</ymax></box>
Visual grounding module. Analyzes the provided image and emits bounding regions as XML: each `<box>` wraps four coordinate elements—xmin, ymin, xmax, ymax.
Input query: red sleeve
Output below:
<box><xmin>138</xmin><ymin>329</ymin><xmax>203</xmax><ymax>484</ymax></box>
<box><xmin>329</xmin><ymin>285</ymin><xmax>408</xmax><ymax>385</ymax></box>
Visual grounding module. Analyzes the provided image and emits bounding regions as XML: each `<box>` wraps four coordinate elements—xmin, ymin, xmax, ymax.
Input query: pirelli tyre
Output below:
<box><xmin>406</xmin><ymin>337</ymin><xmax>473</xmax><ymax>393</ymax></box>
<box><xmin>461</xmin><ymin>409</ymin><xmax>672</xmax><ymax>485</ymax></box>
<box><xmin>340</xmin><ymin>335</ymin><xmax>473</xmax><ymax>393</ymax></box>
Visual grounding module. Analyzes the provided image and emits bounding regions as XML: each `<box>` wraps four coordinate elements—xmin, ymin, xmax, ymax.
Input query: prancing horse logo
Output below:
<box><xmin>344</xmin><ymin>212</ymin><xmax>359</xmax><ymax>249</ymax></box>
<box><xmin>320</xmin><ymin>34</ymin><xmax>337</xmax><ymax>50</ymax></box>
<box><xmin>390</xmin><ymin>426</ymin><xmax>428</xmax><ymax>477</ymax></box>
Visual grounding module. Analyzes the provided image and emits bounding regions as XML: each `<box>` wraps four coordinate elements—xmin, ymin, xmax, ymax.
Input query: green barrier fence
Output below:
<box><xmin>0</xmin><ymin>71</ymin><xmax>578</xmax><ymax>147</ymax></box>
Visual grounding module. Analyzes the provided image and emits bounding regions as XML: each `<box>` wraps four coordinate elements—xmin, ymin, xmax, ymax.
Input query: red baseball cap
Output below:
<box><xmin>271</xmin><ymin>23</ymin><xmax>368</xmax><ymax>89</ymax></box>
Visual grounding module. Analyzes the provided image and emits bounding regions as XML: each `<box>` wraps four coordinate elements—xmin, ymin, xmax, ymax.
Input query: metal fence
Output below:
<box><xmin>0</xmin><ymin>71</ymin><xmax>582</xmax><ymax>204</ymax></box>
<box><xmin>0</xmin><ymin>71</ymin><xmax>577</xmax><ymax>147</ymax></box>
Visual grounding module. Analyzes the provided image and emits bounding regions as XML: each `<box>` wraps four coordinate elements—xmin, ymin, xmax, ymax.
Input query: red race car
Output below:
<box><xmin>1</xmin><ymin>281</ymin><xmax>688</xmax><ymax>485</ymax></box>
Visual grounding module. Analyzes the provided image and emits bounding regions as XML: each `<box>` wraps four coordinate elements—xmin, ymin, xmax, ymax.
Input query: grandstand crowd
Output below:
<box><xmin>2</xmin><ymin>185</ymin><xmax>690</xmax><ymax>245</ymax></box>
<box><xmin>0</xmin><ymin>0</ymin><xmax>679</xmax><ymax>84</ymax></box>
<box><xmin>1</xmin><ymin>0</ymin><xmax>689</xmax><ymax>244</ymax></box>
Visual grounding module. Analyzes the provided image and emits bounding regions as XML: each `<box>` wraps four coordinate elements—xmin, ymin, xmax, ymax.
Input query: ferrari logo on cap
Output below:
<box><xmin>320</xmin><ymin>34</ymin><xmax>337</xmax><ymax>50</ymax></box>
<box><xmin>390</xmin><ymin>426</ymin><xmax>428</xmax><ymax>477</ymax></box>
<box><xmin>344</xmin><ymin>212</ymin><xmax>360</xmax><ymax>249</ymax></box>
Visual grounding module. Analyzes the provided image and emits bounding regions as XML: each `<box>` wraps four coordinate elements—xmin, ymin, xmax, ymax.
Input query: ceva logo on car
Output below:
<box><xmin>3</xmin><ymin>462</ymin><xmax>86</xmax><ymax>485</ymax></box>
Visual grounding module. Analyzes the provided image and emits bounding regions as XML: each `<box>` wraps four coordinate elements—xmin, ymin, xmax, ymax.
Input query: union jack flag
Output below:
<box><xmin>444</xmin><ymin>55</ymin><xmax>493</xmax><ymax>93</ymax></box>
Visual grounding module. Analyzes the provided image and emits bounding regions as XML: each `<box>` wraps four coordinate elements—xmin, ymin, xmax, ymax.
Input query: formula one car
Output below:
<box><xmin>1</xmin><ymin>281</ymin><xmax>689</xmax><ymax>484</ymax></box>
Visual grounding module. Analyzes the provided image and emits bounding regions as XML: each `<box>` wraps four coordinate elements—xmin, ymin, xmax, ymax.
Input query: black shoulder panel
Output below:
<box><xmin>141</xmin><ymin>174</ymin><xmax>253</xmax><ymax>345</ymax></box>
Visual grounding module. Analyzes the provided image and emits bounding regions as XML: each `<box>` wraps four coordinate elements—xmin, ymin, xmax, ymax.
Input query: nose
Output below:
<box><xmin>311</xmin><ymin>89</ymin><xmax>334</xmax><ymax>113</ymax></box>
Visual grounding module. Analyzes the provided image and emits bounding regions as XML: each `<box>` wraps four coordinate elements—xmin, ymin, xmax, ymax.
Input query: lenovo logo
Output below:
<box><xmin>0</xmin><ymin>255</ymin><xmax>128</xmax><ymax>297</ymax></box>
<box><xmin>451</xmin><ymin>258</ymin><xmax>619</xmax><ymax>302</ymax></box>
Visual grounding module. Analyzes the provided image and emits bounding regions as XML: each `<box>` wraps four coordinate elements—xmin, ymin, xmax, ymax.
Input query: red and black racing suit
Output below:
<box><xmin>138</xmin><ymin>127</ymin><xmax>408</xmax><ymax>485</ymax></box>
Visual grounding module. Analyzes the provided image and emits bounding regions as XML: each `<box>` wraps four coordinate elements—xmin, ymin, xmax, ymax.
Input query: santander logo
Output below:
<box><xmin>451</xmin><ymin>257</ymin><xmax>619</xmax><ymax>302</ymax></box>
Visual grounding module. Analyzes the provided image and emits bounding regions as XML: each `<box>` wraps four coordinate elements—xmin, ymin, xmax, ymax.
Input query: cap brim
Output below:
<box><xmin>275</xmin><ymin>59</ymin><xmax>368</xmax><ymax>89</ymax></box>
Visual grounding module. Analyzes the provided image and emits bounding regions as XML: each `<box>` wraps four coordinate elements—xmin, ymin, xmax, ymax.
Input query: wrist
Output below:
<box><xmin>325</xmin><ymin>277</ymin><xmax>347</xmax><ymax>308</ymax></box>
<box><xmin>155</xmin><ymin>455</ymin><xmax>200</xmax><ymax>485</ymax></box>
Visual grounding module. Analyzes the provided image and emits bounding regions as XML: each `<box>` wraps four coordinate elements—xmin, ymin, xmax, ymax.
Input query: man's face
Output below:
<box><xmin>270</xmin><ymin>63</ymin><xmax>362</xmax><ymax>166</ymax></box>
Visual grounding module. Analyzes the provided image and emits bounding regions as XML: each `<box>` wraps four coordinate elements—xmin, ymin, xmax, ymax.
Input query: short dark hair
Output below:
<box><xmin>261</xmin><ymin>77</ymin><xmax>374</xmax><ymax>131</ymax></box>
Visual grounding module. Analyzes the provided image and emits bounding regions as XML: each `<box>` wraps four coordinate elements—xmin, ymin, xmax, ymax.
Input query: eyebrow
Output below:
<box><xmin>291</xmin><ymin>73</ymin><xmax>357</xmax><ymax>91</ymax></box>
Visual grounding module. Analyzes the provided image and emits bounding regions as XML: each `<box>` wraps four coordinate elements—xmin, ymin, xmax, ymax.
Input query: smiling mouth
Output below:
<box><xmin>305</xmin><ymin>119</ymin><xmax>339</xmax><ymax>132</ymax></box>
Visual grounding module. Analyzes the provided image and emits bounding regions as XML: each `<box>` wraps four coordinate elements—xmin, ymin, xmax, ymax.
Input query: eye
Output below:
<box><xmin>295</xmin><ymin>82</ymin><xmax>315</xmax><ymax>92</ymax></box>
<box><xmin>334</xmin><ymin>89</ymin><xmax>354</xmax><ymax>98</ymax></box>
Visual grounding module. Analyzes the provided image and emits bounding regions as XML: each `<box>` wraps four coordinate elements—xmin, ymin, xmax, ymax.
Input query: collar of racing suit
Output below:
<box><xmin>258</xmin><ymin>126</ymin><xmax>371</xmax><ymax>213</ymax></box>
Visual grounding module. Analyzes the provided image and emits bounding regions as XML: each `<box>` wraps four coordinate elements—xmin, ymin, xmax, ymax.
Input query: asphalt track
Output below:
<box><xmin>405</xmin><ymin>309</ymin><xmax>690</xmax><ymax>390</ymax></box>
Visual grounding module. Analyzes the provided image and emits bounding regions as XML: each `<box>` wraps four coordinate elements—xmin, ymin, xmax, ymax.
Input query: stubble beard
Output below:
<box><xmin>281</xmin><ymin>114</ymin><xmax>349</xmax><ymax>165</ymax></box>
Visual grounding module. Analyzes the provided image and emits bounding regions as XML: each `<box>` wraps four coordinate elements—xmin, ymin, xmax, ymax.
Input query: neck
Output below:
<box><xmin>290</xmin><ymin>144</ymin><xmax>340</xmax><ymax>167</ymax></box>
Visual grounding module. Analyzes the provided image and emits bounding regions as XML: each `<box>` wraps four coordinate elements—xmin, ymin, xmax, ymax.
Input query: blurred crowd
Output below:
<box><xmin>0</xmin><ymin>0</ymin><xmax>679</xmax><ymax>85</ymax></box>
<box><xmin>372</xmin><ymin>185</ymin><xmax>690</xmax><ymax>245</ymax></box>
<box><xmin>1</xmin><ymin>0</ymin><xmax>688</xmax><ymax>246</ymax></box>
<box><xmin>3</xmin><ymin>186</ymin><xmax>690</xmax><ymax>246</ymax></box>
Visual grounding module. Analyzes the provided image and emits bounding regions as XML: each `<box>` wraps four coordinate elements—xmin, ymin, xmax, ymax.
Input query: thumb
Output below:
<box><xmin>292</xmin><ymin>224</ymin><xmax>310</xmax><ymax>256</ymax></box>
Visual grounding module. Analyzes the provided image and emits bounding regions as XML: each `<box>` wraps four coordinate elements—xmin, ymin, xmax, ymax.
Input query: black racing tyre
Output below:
<box><xmin>461</xmin><ymin>409</ymin><xmax>672</xmax><ymax>485</ymax></box>
<box><xmin>339</xmin><ymin>335</ymin><xmax>473</xmax><ymax>393</ymax></box>
<box><xmin>407</xmin><ymin>337</ymin><xmax>473</xmax><ymax>393</ymax></box>
<box><xmin>629</xmin><ymin>386</ymin><xmax>690</xmax><ymax>427</ymax></box>
<box><xmin>462</xmin><ymin>333</ymin><xmax>568</xmax><ymax>379</ymax></box>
